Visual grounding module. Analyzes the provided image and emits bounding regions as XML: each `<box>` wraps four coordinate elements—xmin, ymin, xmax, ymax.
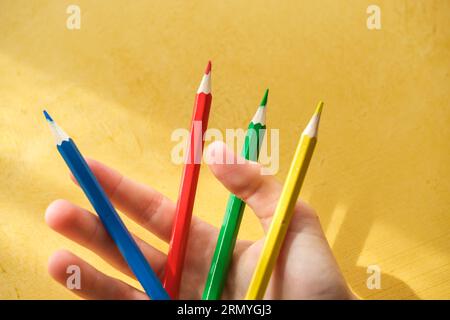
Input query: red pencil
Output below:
<box><xmin>163</xmin><ymin>61</ymin><xmax>212</xmax><ymax>298</ymax></box>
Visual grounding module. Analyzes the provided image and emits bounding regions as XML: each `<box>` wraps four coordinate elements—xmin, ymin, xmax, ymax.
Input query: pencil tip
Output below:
<box><xmin>303</xmin><ymin>101</ymin><xmax>324</xmax><ymax>137</ymax></box>
<box><xmin>315</xmin><ymin>101</ymin><xmax>324</xmax><ymax>116</ymax></box>
<box><xmin>260</xmin><ymin>89</ymin><xmax>269</xmax><ymax>107</ymax></box>
<box><xmin>205</xmin><ymin>61</ymin><xmax>211</xmax><ymax>74</ymax></box>
<box><xmin>197</xmin><ymin>61</ymin><xmax>212</xmax><ymax>93</ymax></box>
<box><xmin>43</xmin><ymin>110</ymin><xmax>53</xmax><ymax>122</ymax></box>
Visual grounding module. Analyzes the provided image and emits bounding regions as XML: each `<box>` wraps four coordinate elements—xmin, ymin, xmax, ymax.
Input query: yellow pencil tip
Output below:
<box><xmin>302</xmin><ymin>101</ymin><xmax>324</xmax><ymax>137</ymax></box>
<box><xmin>314</xmin><ymin>101</ymin><xmax>324</xmax><ymax>116</ymax></box>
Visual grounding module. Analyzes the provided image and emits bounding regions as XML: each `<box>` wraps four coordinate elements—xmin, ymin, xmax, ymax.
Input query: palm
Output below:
<box><xmin>181</xmin><ymin>207</ymin><xmax>351</xmax><ymax>300</ymax></box>
<box><xmin>46</xmin><ymin>142</ymin><xmax>353</xmax><ymax>300</ymax></box>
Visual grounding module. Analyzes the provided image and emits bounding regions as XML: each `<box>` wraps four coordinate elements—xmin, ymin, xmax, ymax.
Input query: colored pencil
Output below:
<box><xmin>163</xmin><ymin>61</ymin><xmax>213</xmax><ymax>298</ymax></box>
<box><xmin>245</xmin><ymin>101</ymin><xmax>324</xmax><ymax>300</ymax></box>
<box><xmin>43</xmin><ymin>111</ymin><xmax>170</xmax><ymax>300</ymax></box>
<box><xmin>202</xmin><ymin>89</ymin><xmax>269</xmax><ymax>300</ymax></box>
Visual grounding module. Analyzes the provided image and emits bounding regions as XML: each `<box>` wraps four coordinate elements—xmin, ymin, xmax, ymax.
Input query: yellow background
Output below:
<box><xmin>0</xmin><ymin>0</ymin><xmax>449</xmax><ymax>299</ymax></box>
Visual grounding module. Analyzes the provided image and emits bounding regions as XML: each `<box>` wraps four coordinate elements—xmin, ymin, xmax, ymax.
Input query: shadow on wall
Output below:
<box><xmin>325</xmin><ymin>199</ymin><xmax>419</xmax><ymax>299</ymax></box>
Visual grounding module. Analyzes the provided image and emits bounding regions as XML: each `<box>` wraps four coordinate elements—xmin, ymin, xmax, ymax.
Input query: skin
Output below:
<box><xmin>45</xmin><ymin>141</ymin><xmax>356</xmax><ymax>300</ymax></box>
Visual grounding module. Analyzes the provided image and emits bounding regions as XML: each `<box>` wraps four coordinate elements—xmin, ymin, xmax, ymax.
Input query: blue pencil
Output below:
<box><xmin>43</xmin><ymin>110</ymin><xmax>170</xmax><ymax>300</ymax></box>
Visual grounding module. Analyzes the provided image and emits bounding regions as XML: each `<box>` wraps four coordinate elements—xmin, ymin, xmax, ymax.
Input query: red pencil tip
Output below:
<box><xmin>205</xmin><ymin>61</ymin><xmax>211</xmax><ymax>74</ymax></box>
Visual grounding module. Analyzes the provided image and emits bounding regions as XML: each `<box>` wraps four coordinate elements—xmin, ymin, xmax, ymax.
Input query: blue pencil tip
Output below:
<box><xmin>43</xmin><ymin>110</ymin><xmax>53</xmax><ymax>122</ymax></box>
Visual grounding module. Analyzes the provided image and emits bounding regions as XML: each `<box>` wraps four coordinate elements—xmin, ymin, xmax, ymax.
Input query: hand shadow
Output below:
<box><xmin>325</xmin><ymin>199</ymin><xmax>419</xmax><ymax>299</ymax></box>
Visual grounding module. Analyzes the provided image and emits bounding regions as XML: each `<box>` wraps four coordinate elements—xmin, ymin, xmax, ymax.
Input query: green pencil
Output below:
<box><xmin>202</xmin><ymin>89</ymin><xmax>269</xmax><ymax>300</ymax></box>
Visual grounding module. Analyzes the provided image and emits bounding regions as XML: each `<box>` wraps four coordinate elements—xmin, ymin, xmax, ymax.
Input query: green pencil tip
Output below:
<box><xmin>259</xmin><ymin>89</ymin><xmax>269</xmax><ymax>107</ymax></box>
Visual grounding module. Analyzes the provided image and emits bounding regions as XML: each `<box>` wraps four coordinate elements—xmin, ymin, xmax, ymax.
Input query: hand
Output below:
<box><xmin>45</xmin><ymin>141</ymin><xmax>355</xmax><ymax>299</ymax></box>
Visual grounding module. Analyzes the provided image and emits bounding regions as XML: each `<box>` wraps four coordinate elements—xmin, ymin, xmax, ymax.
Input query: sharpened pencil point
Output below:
<box><xmin>260</xmin><ymin>89</ymin><xmax>269</xmax><ymax>107</ymax></box>
<box><xmin>303</xmin><ymin>101</ymin><xmax>324</xmax><ymax>138</ymax></box>
<box><xmin>314</xmin><ymin>101</ymin><xmax>324</xmax><ymax>117</ymax></box>
<box><xmin>205</xmin><ymin>61</ymin><xmax>211</xmax><ymax>74</ymax></box>
<box><xmin>197</xmin><ymin>61</ymin><xmax>212</xmax><ymax>94</ymax></box>
<box><xmin>43</xmin><ymin>110</ymin><xmax>53</xmax><ymax>122</ymax></box>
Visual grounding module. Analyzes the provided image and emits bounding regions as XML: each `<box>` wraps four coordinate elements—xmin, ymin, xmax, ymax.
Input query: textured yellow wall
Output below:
<box><xmin>0</xmin><ymin>0</ymin><xmax>449</xmax><ymax>299</ymax></box>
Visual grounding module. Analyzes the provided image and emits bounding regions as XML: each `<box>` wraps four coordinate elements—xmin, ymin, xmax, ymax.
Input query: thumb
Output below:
<box><xmin>205</xmin><ymin>140</ymin><xmax>283</xmax><ymax>232</ymax></box>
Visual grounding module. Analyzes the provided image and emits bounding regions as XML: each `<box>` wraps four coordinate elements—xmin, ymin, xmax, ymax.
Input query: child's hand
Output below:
<box><xmin>45</xmin><ymin>141</ymin><xmax>355</xmax><ymax>300</ymax></box>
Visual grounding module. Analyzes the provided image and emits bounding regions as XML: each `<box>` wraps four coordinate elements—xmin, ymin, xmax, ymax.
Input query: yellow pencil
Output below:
<box><xmin>245</xmin><ymin>101</ymin><xmax>324</xmax><ymax>300</ymax></box>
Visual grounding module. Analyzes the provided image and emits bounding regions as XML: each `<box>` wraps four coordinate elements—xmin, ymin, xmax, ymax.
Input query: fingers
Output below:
<box><xmin>72</xmin><ymin>159</ymin><xmax>216</xmax><ymax>244</ymax></box>
<box><xmin>48</xmin><ymin>250</ymin><xmax>148</xmax><ymax>300</ymax></box>
<box><xmin>72</xmin><ymin>159</ymin><xmax>176</xmax><ymax>242</ymax></box>
<box><xmin>206</xmin><ymin>141</ymin><xmax>280</xmax><ymax>231</ymax></box>
<box><xmin>206</xmin><ymin>141</ymin><xmax>318</xmax><ymax>232</ymax></box>
<box><xmin>45</xmin><ymin>199</ymin><xmax>166</xmax><ymax>280</ymax></box>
